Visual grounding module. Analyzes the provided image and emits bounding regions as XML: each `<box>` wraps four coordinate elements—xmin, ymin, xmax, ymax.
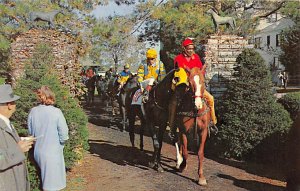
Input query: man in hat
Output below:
<box><xmin>118</xmin><ymin>63</ymin><xmax>132</xmax><ymax>90</ymax></box>
<box><xmin>0</xmin><ymin>84</ymin><xmax>33</xmax><ymax>191</ymax></box>
<box><xmin>168</xmin><ymin>38</ymin><xmax>218</xmax><ymax>140</ymax></box>
<box><xmin>137</xmin><ymin>48</ymin><xmax>166</xmax><ymax>102</ymax></box>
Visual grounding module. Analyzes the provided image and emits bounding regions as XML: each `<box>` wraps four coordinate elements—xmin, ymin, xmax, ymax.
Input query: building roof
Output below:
<box><xmin>258</xmin><ymin>17</ymin><xmax>295</xmax><ymax>34</ymax></box>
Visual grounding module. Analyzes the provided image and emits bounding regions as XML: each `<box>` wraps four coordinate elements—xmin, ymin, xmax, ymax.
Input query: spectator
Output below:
<box><xmin>283</xmin><ymin>71</ymin><xmax>288</xmax><ymax>89</ymax></box>
<box><xmin>0</xmin><ymin>84</ymin><xmax>33</xmax><ymax>191</ymax></box>
<box><xmin>278</xmin><ymin>72</ymin><xmax>284</xmax><ymax>88</ymax></box>
<box><xmin>105</xmin><ymin>66</ymin><xmax>114</xmax><ymax>80</ymax></box>
<box><xmin>28</xmin><ymin>86</ymin><xmax>69</xmax><ymax>191</ymax></box>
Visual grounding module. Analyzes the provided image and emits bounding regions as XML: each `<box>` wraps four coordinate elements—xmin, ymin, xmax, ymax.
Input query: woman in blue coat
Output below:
<box><xmin>28</xmin><ymin>86</ymin><xmax>69</xmax><ymax>191</ymax></box>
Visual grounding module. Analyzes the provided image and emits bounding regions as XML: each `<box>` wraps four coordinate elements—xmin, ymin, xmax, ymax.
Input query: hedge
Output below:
<box><xmin>12</xmin><ymin>43</ymin><xmax>88</xmax><ymax>190</ymax></box>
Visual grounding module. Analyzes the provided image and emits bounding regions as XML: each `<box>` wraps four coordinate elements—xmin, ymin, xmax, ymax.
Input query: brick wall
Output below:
<box><xmin>9</xmin><ymin>29</ymin><xmax>82</xmax><ymax>96</ymax></box>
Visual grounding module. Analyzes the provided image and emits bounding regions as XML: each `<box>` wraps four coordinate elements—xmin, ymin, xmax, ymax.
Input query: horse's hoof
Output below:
<box><xmin>140</xmin><ymin>147</ymin><xmax>144</xmax><ymax>152</ymax></box>
<box><xmin>198</xmin><ymin>177</ymin><xmax>207</xmax><ymax>186</ymax></box>
<box><xmin>179</xmin><ymin>160</ymin><xmax>187</xmax><ymax>172</ymax></box>
<box><xmin>148</xmin><ymin>161</ymin><xmax>156</xmax><ymax>169</ymax></box>
<box><xmin>157</xmin><ymin>165</ymin><xmax>164</xmax><ymax>173</ymax></box>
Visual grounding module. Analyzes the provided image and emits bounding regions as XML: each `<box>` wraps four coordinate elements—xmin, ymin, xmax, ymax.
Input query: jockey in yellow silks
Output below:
<box><xmin>137</xmin><ymin>48</ymin><xmax>166</xmax><ymax>102</ymax></box>
<box><xmin>117</xmin><ymin>64</ymin><xmax>132</xmax><ymax>91</ymax></box>
<box><xmin>168</xmin><ymin>38</ymin><xmax>217</xmax><ymax>140</ymax></box>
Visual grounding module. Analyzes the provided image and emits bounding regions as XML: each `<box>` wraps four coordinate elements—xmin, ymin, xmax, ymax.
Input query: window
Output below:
<box><xmin>267</xmin><ymin>36</ymin><xmax>270</xmax><ymax>48</ymax></box>
<box><xmin>276</xmin><ymin>34</ymin><xmax>281</xmax><ymax>46</ymax></box>
<box><xmin>254</xmin><ymin>37</ymin><xmax>262</xmax><ymax>49</ymax></box>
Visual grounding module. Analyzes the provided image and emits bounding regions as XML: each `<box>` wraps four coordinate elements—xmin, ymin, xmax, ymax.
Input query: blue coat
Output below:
<box><xmin>28</xmin><ymin>105</ymin><xmax>69</xmax><ymax>191</ymax></box>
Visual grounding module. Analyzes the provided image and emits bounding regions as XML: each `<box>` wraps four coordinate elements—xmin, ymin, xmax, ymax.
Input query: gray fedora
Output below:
<box><xmin>0</xmin><ymin>84</ymin><xmax>20</xmax><ymax>104</ymax></box>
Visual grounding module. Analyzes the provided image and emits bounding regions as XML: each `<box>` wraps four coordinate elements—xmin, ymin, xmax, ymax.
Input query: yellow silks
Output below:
<box><xmin>174</xmin><ymin>67</ymin><xmax>189</xmax><ymax>86</ymax></box>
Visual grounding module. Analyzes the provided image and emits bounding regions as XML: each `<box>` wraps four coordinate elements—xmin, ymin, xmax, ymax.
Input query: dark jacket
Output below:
<box><xmin>0</xmin><ymin>119</ymin><xmax>30</xmax><ymax>191</ymax></box>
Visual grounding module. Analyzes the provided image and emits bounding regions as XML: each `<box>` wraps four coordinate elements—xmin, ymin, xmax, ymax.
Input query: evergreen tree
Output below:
<box><xmin>280</xmin><ymin>22</ymin><xmax>300</xmax><ymax>85</ymax></box>
<box><xmin>219</xmin><ymin>49</ymin><xmax>292</xmax><ymax>159</ymax></box>
<box><xmin>12</xmin><ymin>43</ymin><xmax>88</xmax><ymax>190</ymax></box>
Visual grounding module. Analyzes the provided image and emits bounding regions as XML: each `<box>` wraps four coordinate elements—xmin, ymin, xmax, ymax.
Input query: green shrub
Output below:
<box><xmin>12</xmin><ymin>43</ymin><xmax>88</xmax><ymax>190</ymax></box>
<box><xmin>278</xmin><ymin>92</ymin><xmax>300</xmax><ymax>121</ymax></box>
<box><xmin>218</xmin><ymin>49</ymin><xmax>292</xmax><ymax>160</ymax></box>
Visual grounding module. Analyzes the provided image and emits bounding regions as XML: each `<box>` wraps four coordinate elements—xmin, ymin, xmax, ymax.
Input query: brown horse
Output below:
<box><xmin>176</xmin><ymin>67</ymin><xmax>211</xmax><ymax>186</ymax></box>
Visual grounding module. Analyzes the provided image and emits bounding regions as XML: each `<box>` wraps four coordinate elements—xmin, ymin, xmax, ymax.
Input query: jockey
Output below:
<box><xmin>137</xmin><ymin>48</ymin><xmax>166</xmax><ymax>102</ymax></box>
<box><xmin>118</xmin><ymin>64</ymin><xmax>132</xmax><ymax>91</ymax></box>
<box><xmin>168</xmin><ymin>38</ymin><xmax>217</xmax><ymax>140</ymax></box>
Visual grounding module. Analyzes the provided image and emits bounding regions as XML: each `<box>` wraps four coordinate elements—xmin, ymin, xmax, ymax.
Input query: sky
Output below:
<box><xmin>90</xmin><ymin>1</ymin><xmax>161</xmax><ymax>69</ymax></box>
<box><xmin>91</xmin><ymin>2</ymin><xmax>136</xmax><ymax>19</ymax></box>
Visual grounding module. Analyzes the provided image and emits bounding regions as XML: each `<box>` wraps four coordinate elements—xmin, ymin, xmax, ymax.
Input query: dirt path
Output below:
<box><xmin>66</xmin><ymin>98</ymin><xmax>286</xmax><ymax>191</ymax></box>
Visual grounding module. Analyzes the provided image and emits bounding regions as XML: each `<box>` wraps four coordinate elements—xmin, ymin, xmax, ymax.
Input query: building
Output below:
<box><xmin>252</xmin><ymin>13</ymin><xmax>295</xmax><ymax>84</ymax></box>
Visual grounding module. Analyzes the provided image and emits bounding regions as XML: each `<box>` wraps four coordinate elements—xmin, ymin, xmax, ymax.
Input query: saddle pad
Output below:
<box><xmin>131</xmin><ymin>89</ymin><xmax>143</xmax><ymax>105</ymax></box>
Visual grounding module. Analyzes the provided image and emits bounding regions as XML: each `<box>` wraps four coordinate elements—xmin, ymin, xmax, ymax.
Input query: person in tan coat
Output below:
<box><xmin>0</xmin><ymin>84</ymin><xmax>33</xmax><ymax>191</ymax></box>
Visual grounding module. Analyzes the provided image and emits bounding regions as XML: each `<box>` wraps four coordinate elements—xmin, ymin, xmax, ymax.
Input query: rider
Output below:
<box><xmin>105</xmin><ymin>66</ymin><xmax>114</xmax><ymax>80</ymax></box>
<box><xmin>137</xmin><ymin>48</ymin><xmax>166</xmax><ymax>102</ymax></box>
<box><xmin>117</xmin><ymin>64</ymin><xmax>132</xmax><ymax>91</ymax></box>
<box><xmin>168</xmin><ymin>38</ymin><xmax>218</xmax><ymax>140</ymax></box>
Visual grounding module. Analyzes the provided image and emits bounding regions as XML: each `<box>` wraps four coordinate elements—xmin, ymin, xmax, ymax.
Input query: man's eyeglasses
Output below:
<box><xmin>148</xmin><ymin>58</ymin><xmax>156</xmax><ymax>60</ymax></box>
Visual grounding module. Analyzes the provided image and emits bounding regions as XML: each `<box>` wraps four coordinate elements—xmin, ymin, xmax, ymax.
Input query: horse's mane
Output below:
<box><xmin>155</xmin><ymin>69</ymin><xmax>176</xmax><ymax>88</ymax></box>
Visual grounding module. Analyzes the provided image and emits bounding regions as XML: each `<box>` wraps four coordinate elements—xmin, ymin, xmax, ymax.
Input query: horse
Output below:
<box><xmin>106</xmin><ymin>75</ymin><xmax>120</xmax><ymax>116</ymax></box>
<box><xmin>206</xmin><ymin>8</ymin><xmax>236</xmax><ymax>33</ymax></box>
<box><xmin>118</xmin><ymin>75</ymin><xmax>140</xmax><ymax>132</ymax></box>
<box><xmin>85</xmin><ymin>75</ymin><xmax>96</xmax><ymax>106</ymax></box>
<box><xmin>125</xmin><ymin>85</ymin><xmax>146</xmax><ymax>151</ymax></box>
<box><xmin>175</xmin><ymin>67</ymin><xmax>211</xmax><ymax>186</ymax></box>
<box><xmin>29</xmin><ymin>10</ymin><xmax>64</xmax><ymax>28</ymax></box>
<box><xmin>96</xmin><ymin>77</ymin><xmax>108</xmax><ymax>102</ymax></box>
<box><xmin>143</xmin><ymin>69</ymin><xmax>177</xmax><ymax>172</ymax></box>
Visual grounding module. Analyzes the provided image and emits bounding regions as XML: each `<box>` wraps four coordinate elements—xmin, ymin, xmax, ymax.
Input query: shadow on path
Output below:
<box><xmin>218</xmin><ymin>174</ymin><xmax>285</xmax><ymax>191</ymax></box>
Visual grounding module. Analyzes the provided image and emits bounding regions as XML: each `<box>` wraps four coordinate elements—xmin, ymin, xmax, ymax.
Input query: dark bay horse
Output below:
<box><xmin>176</xmin><ymin>67</ymin><xmax>211</xmax><ymax>186</ymax></box>
<box><xmin>143</xmin><ymin>69</ymin><xmax>176</xmax><ymax>172</ymax></box>
<box><xmin>125</xmin><ymin>86</ymin><xmax>146</xmax><ymax>151</ymax></box>
<box><xmin>106</xmin><ymin>75</ymin><xmax>119</xmax><ymax>116</ymax></box>
<box><xmin>118</xmin><ymin>75</ymin><xmax>140</xmax><ymax>131</ymax></box>
<box><xmin>106</xmin><ymin>75</ymin><xmax>140</xmax><ymax>131</ymax></box>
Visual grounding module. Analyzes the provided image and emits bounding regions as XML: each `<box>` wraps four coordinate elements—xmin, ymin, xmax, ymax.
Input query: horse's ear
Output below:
<box><xmin>174</xmin><ymin>62</ymin><xmax>179</xmax><ymax>71</ymax></box>
<box><xmin>184</xmin><ymin>66</ymin><xmax>191</xmax><ymax>73</ymax></box>
<box><xmin>201</xmin><ymin>65</ymin><xmax>207</xmax><ymax>73</ymax></box>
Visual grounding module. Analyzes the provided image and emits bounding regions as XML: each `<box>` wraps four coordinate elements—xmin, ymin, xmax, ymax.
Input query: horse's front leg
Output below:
<box><xmin>198</xmin><ymin>126</ymin><xmax>208</xmax><ymax>186</ymax></box>
<box><xmin>148</xmin><ymin>120</ymin><xmax>159</xmax><ymax>170</ymax></box>
<box><xmin>138</xmin><ymin>107</ymin><xmax>146</xmax><ymax>151</ymax></box>
<box><xmin>175</xmin><ymin>137</ymin><xmax>183</xmax><ymax>169</ymax></box>
<box><xmin>128</xmin><ymin>106</ymin><xmax>136</xmax><ymax>148</ymax></box>
<box><xmin>179</xmin><ymin>132</ymin><xmax>188</xmax><ymax>172</ymax></box>
<box><xmin>156</xmin><ymin>123</ymin><xmax>167</xmax><ymax>172</ymax></box>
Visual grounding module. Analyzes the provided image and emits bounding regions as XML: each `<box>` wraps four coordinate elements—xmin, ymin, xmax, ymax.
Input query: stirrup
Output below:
<box><xmin>209</xmin><ymin>123</ymin><xmax>218</xmax><ymax>135</ymax></box>
<box><xmin>142</xmin><ymin>91</ymin><xmax>149</xmax><ymax>103</ymax></box>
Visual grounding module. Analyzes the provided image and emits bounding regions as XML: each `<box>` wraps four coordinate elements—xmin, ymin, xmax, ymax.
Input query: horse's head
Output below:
<box><xmin>124</xmin><ymin>74</ymin><xmax>139</xmax><ymax>90</ymax></box>
<box><xmin>206</xmin><ymin>8</ymin><xmax>218</xmax><ymax>15</ymax></box>
<box><xmin>188</xmin><ymin>66</ymin><xmax>206</xmax><ymax>110</ymax></box>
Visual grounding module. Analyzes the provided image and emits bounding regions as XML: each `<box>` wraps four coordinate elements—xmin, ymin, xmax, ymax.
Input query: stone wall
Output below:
<box><xmin>204</xmin><ymin>35</ymin><xmax>254</xmax><ymax>98</ymax></box>
<box><xmin>9</xmin><ymin>29</ymin><xmax>82</xmax><ymax>96</ymax></box>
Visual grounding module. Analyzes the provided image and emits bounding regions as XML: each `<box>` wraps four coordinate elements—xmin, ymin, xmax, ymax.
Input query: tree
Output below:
<box><xmin>279</xmin><ymin>1</ymin><xmax>300</xmax><ymax>85</ymax></box>
<box><xmin>91</xmin><ymin>16</ymin><xmax>143</xmax><ymax>71</ymax></box>
<box><xmin>218</xmin><ymin>49</ymin><xmax>292</xmax><ymax>160</ymax></box>
<box><xmin>279</xmin><ymin>22</ymin><xmax>300</xmax><ymax>85</ymax></box>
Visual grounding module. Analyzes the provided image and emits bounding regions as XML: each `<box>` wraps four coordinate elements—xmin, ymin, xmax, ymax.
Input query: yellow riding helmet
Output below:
<box><xmin>124</xmin><ymin>64</ymin><xmax>130</xmax><ymax>69</ymax></box>
<box><xmin>146</xmin><ymin>48</ymin><xmax>157</xmax><ymax>59</ymax></box>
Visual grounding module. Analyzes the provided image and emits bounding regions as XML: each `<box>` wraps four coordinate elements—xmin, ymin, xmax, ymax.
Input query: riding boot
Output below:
<box><xmin>142</xmin><ymin>85</ymin><xmax>152</xmax><ymax>103</ymax></box>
